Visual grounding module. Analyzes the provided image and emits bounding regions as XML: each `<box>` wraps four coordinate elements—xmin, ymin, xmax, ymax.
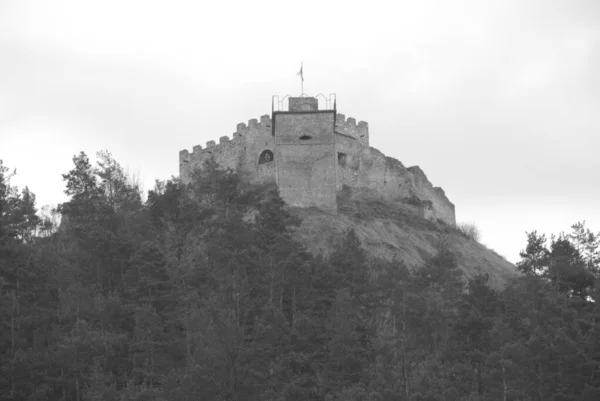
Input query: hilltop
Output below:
<box><xmin>176</xmin><ymin>94</ymin><xmax>517</xmax><ymax>287</ymax></box>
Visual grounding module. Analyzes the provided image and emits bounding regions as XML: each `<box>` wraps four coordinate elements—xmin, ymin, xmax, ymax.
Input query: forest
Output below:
<box><xmin>1</xmin><ymin>151</ymin><xmax>599</xmax><ymax>401</ymax></box>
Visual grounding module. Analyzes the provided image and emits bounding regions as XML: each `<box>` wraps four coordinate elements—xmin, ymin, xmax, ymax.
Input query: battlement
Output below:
<box><xmin>235</xmin><ymin>114</ymin><xmax>272</xmax><ymax>137</ymax></box>
<box><xmin>179</xmin><ymin>114</ymin><xmax>273</xmax><ymax>160</ymax></box>
<box><xmin>335</xmin><ymin>113</ymin><xmax>369</xmax><ymax>146</ymax></box>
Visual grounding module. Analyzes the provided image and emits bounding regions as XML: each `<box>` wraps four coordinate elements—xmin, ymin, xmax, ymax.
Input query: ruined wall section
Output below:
<box><xmin>335</xmin><ymin>113</ymin><xmax>369</xmax><ymax>147</ymax></box>
<box><xmin>406</xmin><ymin>166</ymin><xmax>456</xmax><ymax>225</ymax></box>
<box><xmin>179</xmin><ymin>114</ymin><xmax>276</xmax><ymax>184</ymax></box>
<box><xmin>334</xmin><ymin>137</ymin><xmax>456</xmax><ymax>225</ymax></box>
<box><xmin>337</xmin><ymin>146</ymin><xmax>414</xmax><ymax>200</ymax></box>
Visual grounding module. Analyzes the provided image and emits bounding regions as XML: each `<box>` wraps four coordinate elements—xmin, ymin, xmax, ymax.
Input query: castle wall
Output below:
<box><xmin>179</xmin><ymin>114</ymin><xmax>277</xmax><ymax>185</ymax></box>
<box><xmin>407</xmin><ymin>166</ymin><xmax>456</xmax><ymax>225</ymax></box>
<box><xmin>276</xmin><ymin>145</ymin><xmax>337</xmax><ymax>211</ymax></box>
<box><xmin>274</xmin><ymin>112</ymin><xmax>337</xmax><ymax>213</ymax></box>
<box><xmin>275</xmin><ymin>112</ymin><xmax>335</xmax><ymax>144</ymax></box>
<box><xmin>336</xmin><ymin>146</ymin><xmax>413</xmax><ymax>199</ymax></box>
<box><xmin>289</xmin><ymin>97</ymin><xmax>318</xmax><ymax>112</ymax></box>
<box><xmin>336</xmin><ymin>113</ymin><xmax>369</xmax><ymax>147</ymax></box>
<box><xmin>179</xmin><ymin>107</ymin><xmax>455</xmax><ymax>225</ymax></box>
<box><xmin>334</xmin><ymin>143</ymin><xmax>456</xmax><ymax>225</ymax></box>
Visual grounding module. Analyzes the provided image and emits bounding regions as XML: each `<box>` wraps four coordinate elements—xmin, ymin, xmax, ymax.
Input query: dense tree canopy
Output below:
<box><xmin>1</xmin><ymin>153</ymin><xmax>599</xmax><ymax>400</ymax></box>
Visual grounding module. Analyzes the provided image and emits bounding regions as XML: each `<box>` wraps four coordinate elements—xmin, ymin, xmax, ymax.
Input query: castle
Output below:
<box><xmin>179</xmin><ymin>95</ymin><xmax>456</xmax><ymax>225</ymax></box>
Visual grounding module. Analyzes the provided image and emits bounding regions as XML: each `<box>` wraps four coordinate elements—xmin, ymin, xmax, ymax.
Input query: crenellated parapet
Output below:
<box><xmin>180</xmin><ymin>114</ymin><xmax>272</xmax><ymax>156</ymax></box>
<box><xmin>235</xmin><ymin>114</ymin><xmax>272</xmax><ymax>138</ymax></box>
<box><xmin>335</xmin><ymin>113</ymin><xmax>369</xmax><ymax>146</ymax></box>
<box><xmin>179</xmin><ymin>114</ymin><xmax>276</xmax><ymax>183</ymax></box>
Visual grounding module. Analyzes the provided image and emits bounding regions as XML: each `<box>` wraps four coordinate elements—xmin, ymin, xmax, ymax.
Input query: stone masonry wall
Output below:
<box><xmin>336</xmin><ymin>113</ymin><xmax>369</xmax><ymax>147</ymax></box>
<box><xmin>334</xmin><ymin>141</ymin><xmax>456</xmax><ymax>225</ymax></box>
<box><xmin>179</xmin><ymin>114</ymin><xmax>276</xmax><ymax>185</ymax></box>
<box><xmin>179</xmin><ymin>109</ymin><xmax>455</xmax><ymax>225</ymax></box>
<box><xmin>289</xmin><ymin>97</ymin><xmax>319</xmax><ymax>112</ymax></box>
<box><xmin>407</xmin><ymin>166</ymin><xmax>456</xmax><ymax>225</ymax></box>
<box><xmin>274</xmin><ymin>112</ymin><xmax>337</xmax><ymax>213</ymax></box>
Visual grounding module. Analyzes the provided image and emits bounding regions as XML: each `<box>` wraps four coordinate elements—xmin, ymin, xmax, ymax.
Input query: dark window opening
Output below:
<box><xmin>259</xmin><ymin>149</ymin><xmax>274</xmax><ymax>165</ymax></box>
<box><xmin>299</xmin><ymin>135</ymin><xmax>312</xmax><ymax>140</ymax></box>
<box><xmin>338</xmin><ymin>152</ymin><xmax>347</xmax><ymax>167</ymax></box>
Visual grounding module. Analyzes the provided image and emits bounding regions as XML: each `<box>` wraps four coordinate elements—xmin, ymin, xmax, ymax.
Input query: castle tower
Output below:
<box><xmin>273</xmin><ymin>97</ymin><xmax>338</xmax><ymax>213</ymax></box>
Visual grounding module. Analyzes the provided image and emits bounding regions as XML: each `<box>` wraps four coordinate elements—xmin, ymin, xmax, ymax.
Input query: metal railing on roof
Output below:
<box><xmin>272</xmin><ymin>93</ymin><xmax>336</xmax><ymax>112</ymax></box>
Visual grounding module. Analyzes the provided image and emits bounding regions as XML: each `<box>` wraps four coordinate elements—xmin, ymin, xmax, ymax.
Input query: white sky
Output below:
<box><xmin>1</xmin><ymin>0</ymin><xmax>599</xmax><ymax>263</ymax></box>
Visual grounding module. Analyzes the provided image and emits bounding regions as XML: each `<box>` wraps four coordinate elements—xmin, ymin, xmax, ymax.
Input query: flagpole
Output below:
<box><xmin>297</xmin><ymin>62</ymin><xmax>304</xmax><ymax>96</ymax></box>
<box><xmin>301</xmin><ymin>62</ymin><xmax>303</xmax><ymax>95</ymax></box>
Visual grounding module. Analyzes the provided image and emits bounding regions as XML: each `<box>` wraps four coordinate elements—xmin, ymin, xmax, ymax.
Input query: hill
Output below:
<box><xmin>3</xmin><ymin>154</ymin><xmax>600</xmax><ymax>401</ymax></box>
<box><xmin>289</xmin><ymin>186</ymin><xmax>518</xmax><ymax>289</ymax></box>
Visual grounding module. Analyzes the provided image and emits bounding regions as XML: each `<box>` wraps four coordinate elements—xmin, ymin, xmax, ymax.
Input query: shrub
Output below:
<box><xmin>457</xmin><ymin>222</ymin><xmax>480</xmax><ymax>242</ymax></box>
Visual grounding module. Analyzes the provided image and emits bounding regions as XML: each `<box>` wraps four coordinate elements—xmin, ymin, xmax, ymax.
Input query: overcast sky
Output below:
<box><xmin>1</xmin><ymin>0</ymin><xmax>599</xmax><ymax>263</ymax></box>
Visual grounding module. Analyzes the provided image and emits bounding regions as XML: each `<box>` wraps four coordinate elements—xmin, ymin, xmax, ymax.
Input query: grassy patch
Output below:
<box><xmin>456</xmin><ymin>222</ymin><xmax>481</xmax><ymax>242</ymax></box>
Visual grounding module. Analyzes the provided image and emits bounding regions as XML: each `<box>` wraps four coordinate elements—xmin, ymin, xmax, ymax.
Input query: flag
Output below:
<box><xmin>296</xmin><ymin>63</ymin><xmax>303</xmax><ymax>81</ymax></box>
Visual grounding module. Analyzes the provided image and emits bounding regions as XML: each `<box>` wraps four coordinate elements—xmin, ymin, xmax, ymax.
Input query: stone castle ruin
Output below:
<box><xmin>179</xmin><ymin>95</ymin><xmax>456</xmax><ymax>225</ymax></box>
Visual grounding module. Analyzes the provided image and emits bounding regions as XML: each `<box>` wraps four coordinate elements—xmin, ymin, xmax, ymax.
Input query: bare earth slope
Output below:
<box><xmin>288</xmin><ymin>188</ymin><xmax>519</xmax><ymax>289</ymax></box>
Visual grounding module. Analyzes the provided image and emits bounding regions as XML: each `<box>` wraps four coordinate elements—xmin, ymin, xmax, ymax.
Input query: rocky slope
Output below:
<box><xmin>287</xmin><ymin>186</ymin><xmax>519</xmax><ymax>289</ymax></box>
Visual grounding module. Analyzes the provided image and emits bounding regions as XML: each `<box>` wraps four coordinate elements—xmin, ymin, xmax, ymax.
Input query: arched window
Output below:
<box><xmin>259</xmin><ymin>149</ymin><xmax>274</xmax><ymax>165</ymax></box>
